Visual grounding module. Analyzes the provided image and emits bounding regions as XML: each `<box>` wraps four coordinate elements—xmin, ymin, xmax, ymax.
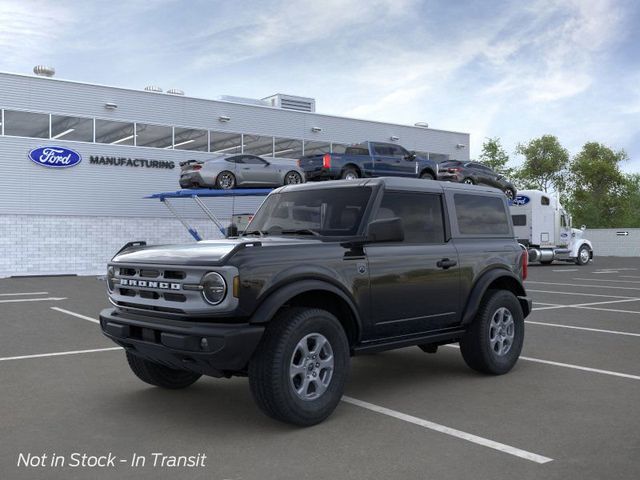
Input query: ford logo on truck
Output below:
<box><xmin>511</xmin><ymin>195</ymin><xmax>530</xmax><ymax>206</ymax></box>
<box><xmin>28</xmin><ymin>146</ymin><xmax>82</xmax><ymax>168</ymax></box>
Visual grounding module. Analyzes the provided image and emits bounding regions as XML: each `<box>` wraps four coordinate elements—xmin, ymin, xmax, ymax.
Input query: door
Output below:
<box><xmin>239</xmin><ymin>155</ymin><xmax>280</xmax><ymax>185</ymax></box>
<box><xmin>365</xmin><ymin>190</ymin><xmax>461</xmax><ymax>338</ymax></box>
<box><xmin>371</xmin><ymin>143</ymin><xmax>396</xmax><ymax>176</ymax></box>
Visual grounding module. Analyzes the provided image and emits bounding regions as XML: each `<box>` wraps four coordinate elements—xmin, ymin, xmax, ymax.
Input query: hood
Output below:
<box><xmin>112</xmin><ymin>237</ymin><xmax>321</xmax><ymax>266</ymax></box>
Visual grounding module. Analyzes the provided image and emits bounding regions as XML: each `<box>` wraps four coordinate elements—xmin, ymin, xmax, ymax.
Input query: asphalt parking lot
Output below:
<box><xmin>1</xmin><ymin>257</ymin><xmax>639</xmax><ymax>480</ymax></box>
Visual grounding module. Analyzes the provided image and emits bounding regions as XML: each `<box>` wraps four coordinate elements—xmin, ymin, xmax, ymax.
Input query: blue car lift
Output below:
<box><xmin>145</xmin><ymin>188</ymin><xmax>272</xmax><ymax>241</ymax></box>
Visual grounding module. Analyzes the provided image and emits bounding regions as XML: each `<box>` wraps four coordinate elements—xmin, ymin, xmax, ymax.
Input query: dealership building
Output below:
<box><xmin>0</xmin><ymin>69</ymin><xmax>470</xmax><ymax>278</ymax></box>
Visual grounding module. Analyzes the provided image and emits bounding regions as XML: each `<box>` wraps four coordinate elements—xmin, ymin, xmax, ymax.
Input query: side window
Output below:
<box><xmin>454</xmin><ymin>194</ymin><xmax>511</xmax><ymax>235</ymax></box>
<box><xmin>243</xmin><ymin>155</ymin><xmax>267</xmax><ymax>165</ymax></box>
<box><xmin>512</xmin><ymin>215</ymin><xmax>527</xmax><ymax>226</ymax></box>
<box><xmin>541</xmin><ymin>196</ymin><xmax>550</xmax><ymax>206</ymax></box>
<box><xmin>389</xmin><ymin>145</ymin><xmax>407</xmax><ymax>158</ymax></box>
<box><xmin>375</xmin><ymin>191</ymin><xmax>445</xmax><ymax>244</ymax></box>
<box><xmin>225</xmin><ymin>156</ymin><xmax>243</xmax><ymax>164</ymax></box>
<box><xmin>373</xmin><ymin>144</ymin><xmax>392</xmax><ymax>156</ymax></box>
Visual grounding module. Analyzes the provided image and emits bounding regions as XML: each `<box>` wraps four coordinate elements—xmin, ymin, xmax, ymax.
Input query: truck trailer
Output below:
<box><xmin>509</xmin><ymin>190</ymin><xmax>593</xmax><ymax>265</ymax></box>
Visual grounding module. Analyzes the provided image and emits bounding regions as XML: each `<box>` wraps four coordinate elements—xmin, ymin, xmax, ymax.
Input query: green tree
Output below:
<box><xmin>567</xmin><ymin>142</ymin><xmax>630</xmax><ymax>228</ymax></box>
<box><xmin>478</xmin><ymin>137</ymin><xmax>513</xmax><ymax>177</ymax></box>
<box><xmin>514</xmin><ymin>135</ymin><xmax>569</xmax><ymax>192</ymax></box>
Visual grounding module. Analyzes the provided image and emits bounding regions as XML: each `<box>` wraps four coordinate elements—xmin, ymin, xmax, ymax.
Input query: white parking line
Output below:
<box><xmin>575</xmin><ymin>306</ymin><xmax>640</xmax><ymax>315</ymax></box>
<box><xmin>527</xmin><ymin>289</ymin><xmax>638</xmax><ymax>299</ymax></box>
<box><xmin>573</xmin><ymin>278</ymin><xmax>640</xmax><ymax>284</ymax></box>
<box><xmin>552</xmin><ymin>269</ymin><xmax>578</xmax><ymax>272</ymax></box>
<box><xmin>445</xmin><ymin>345</ymin><xmax>640</xmax><ymax>381</ymax></box>
<box><xmin>0</xmin><ymin>297</ymin><xmax>67</xmax><ymax>304</ymax></box>
<box><xmin>526</xmin><ymin>321</ymin><xmax>640</xmax><ymax>337</ymax></box>
<box><xmin>527</xmin><ymin>281</ymin><xmax>640</xmax><ymax>291</ymax></box>
<box><xmin>0</xmin><ymin>292</ymin><xmax>49</xmax><ymax>296</ymax></box>
<box><xmin>532</xmin><ymin>298</ymin><xmax>640</xmax><ymax>311</ymax></box>
<box><xmin>0</xmin><ymin>347</ymin><xmax>122</xmax><ymax>362</ymax></box>
<box><xmin>51</xmin><ymin>307</ymin><xmax>99</xmax><ymax>324</ymax></box>
<box><xmin>342</xmin><ymin>396</ymin><xmax>553</xmax><ymax>464</ymax></box>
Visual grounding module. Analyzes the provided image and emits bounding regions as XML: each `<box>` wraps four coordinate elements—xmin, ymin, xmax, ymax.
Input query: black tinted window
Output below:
<box><xmin>345</xmin><ymin>147</ymin><xmax>370</xmax><ymax>156</ymax></box>
<box><xmin>455</xmin><ymin>194</ymin><xmax>511</xmax><ymax>235</ymax></box>
<box><xmin>512</xmin><ymin>215</ymin><xmax>527</xmax><ymax>226</ymax></box>
<box><xmin>375</xmin><ymin>192</ymin><xmax>445</xmax><ymax>244</ymax></box>
<box><xmin>243</xmin><ymin>155</ymin><xmax>267</xmax><ymax>165</ymax></box>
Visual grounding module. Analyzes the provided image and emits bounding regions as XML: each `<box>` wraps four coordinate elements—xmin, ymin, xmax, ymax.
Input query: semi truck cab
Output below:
<box><xmin>509</xmin><ymin>190</ymin><xmax>593</xmax><ymax>265</ymax></box>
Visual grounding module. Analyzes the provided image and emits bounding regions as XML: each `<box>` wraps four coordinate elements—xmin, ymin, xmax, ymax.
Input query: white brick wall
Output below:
<box><xmin>0</xmin><ymin>215</ymin><xmax>227</xmax><ymax>278</ymax></box>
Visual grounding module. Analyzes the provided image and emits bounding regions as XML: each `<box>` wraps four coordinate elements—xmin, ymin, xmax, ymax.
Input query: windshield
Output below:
<box><xmin>245</xmin><ymin>187</ymin><xmax>373</xmax><ymax>237</ymax></box>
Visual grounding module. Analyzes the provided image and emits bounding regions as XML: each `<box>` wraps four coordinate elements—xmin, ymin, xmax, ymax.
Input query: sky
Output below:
<box><xmin>1</xmin><ymin>0</ymin><xmax>639</xmax><ymax>172</ymax></box>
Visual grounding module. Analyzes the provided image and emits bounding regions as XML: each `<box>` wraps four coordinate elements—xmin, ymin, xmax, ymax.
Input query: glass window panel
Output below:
<box><xmin>173</xmin><ymin>127</ymin><xmax>208</xmax><ymax>151</ymax></box>
<box><xmin>375</xmin><ymin>192</ymin><xmax>445</xmax><ymax>244</ymax></box>
<box><xmin>210</xmin><ymin>131</ymin><xmax>243</xmax><ymax>154</ymax></box>
<box><xmin>95</xmin><ymin>119</ymin><xmax>135</xmax><ymax>145</ymax></box>
<box><xmin>454</xmin><ymin>194</ymin><xmax>510</xmax><ymax>235</ymax></box>
<box><xmin>4</xmin><ymin>110</ymin><xmax>49</xmax><ymax>138</ymax></box>
<box><xmin>331</xmin><ymin>143</ymin><xmax>348</xmax><ymax>154</ymax></box>
<box><xmin>244</xmin><ymin>134</ymin><xmax>274</xmax><ymax>156</ymax></box>
<box><xmin>303</xmin><ymin>140</ymin><xmax>330</xmax><ymax>156</ymax></box>
<box><xmin>273</xmin><ymin>137</ymin><xmax>303</xmax><ymax>158</ymax></box>
<box><xmin>51</xmin><ymin>115</ymin><xmax>93</xmax><ymax>142</ymax></box>
<box><xmin>135</xmin><ymin>123</ymin><xmax>172</xmax><ymax>148</ymax></box>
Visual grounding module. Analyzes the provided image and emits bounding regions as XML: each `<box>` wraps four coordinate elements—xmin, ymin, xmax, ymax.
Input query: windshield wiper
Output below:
<box><xmin>280</xmin><ymin>229</ymin><xmax>321</xmax><ymax>236</ymax></box>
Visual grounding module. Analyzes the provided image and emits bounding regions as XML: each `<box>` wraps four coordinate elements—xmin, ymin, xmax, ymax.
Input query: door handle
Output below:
<box><xmin>242</xmin><ymin>167</ymin><xmax>250</xmax><ymax>170</ymax></box>
<box><xmin>437</xmin><ymin>258</ymin><xmax>457</xmax><ymax>269</ymax></box>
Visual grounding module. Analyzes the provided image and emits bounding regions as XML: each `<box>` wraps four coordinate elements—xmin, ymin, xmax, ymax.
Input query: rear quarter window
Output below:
<box><xmin>454</xmin><ymin>194</ymin><xmax>511</xmax><ymax>235</ymax></box>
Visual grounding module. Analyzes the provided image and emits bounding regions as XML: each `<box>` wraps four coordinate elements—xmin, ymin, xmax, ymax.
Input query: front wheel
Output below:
<box><xmin>504</xmin><ymin>188</ymin><xmax>516</xmax><ymax>200</ymax></box>
<box><xmin>126</xmin><ymin>352</ymin><xmax>201</xmax><ymax>389</ymax></box>
<box><xmin>216</xmin><ymin>171</ymin><xmax>236</xmax><ymax>189</ymax></box>
<box><xmin>420</xmin><ymin>171</ymin><xmax>435</xmax><ymax>180</ymax></box>
<box><xmin>248</xmin><ymin>308</ymin><xmax>350</xmax><ymax>426</ymax></box>
<box><xmin>460</xmin><ymin>290</ymin><xmax>524</xmax><ymax>375</ymax></box>
<box><xmin>576</xmin><ymin>245</ymin><xmax>591</xmax><ymax>265</ymax></box>
<box><xmin>463</xmin><ymin>177</ymin><xmax>475</xmax><ymax>185</ymax></box>
<box><xmin>284</xmin><ymin>171</ymin><xmax>303</xmax><ymax>185</ymax></box>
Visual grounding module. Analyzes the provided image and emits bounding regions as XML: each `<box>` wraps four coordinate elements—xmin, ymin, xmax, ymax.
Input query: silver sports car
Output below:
<box><xmin>179</xmin><ymin>154</ymin><xmax>305</xmax><ymax>189</ymax></box>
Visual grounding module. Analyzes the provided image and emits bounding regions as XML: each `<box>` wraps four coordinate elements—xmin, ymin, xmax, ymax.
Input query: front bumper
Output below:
<box><xmin>99</xmin><ymin>308</ymin><xmax>264</xmax><ymax>377</ymax></box>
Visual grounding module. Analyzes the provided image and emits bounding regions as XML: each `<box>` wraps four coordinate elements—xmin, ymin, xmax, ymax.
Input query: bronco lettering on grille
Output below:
<box><xmin>120</xmin><ymin>279</ymin><xmax>181</xmax><ymax>290</ymax></box>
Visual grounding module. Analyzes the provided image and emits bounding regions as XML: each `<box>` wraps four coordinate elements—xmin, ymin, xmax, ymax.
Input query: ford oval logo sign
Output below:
<box><xmin>511</xmin><ymin>195</ymin><xmax>530</xmax><ymax>206</ymax></box>
<box><xmin>28</xmin><ymin>146</ymin><xmax>82</xmax><ymax>168</ymax></box>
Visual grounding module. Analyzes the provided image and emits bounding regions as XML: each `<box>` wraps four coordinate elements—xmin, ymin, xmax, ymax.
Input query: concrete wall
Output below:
<box><xmin>585</xmin><ymin>228</ymin><xmax>640</xmax><ymax>257</ymax></box>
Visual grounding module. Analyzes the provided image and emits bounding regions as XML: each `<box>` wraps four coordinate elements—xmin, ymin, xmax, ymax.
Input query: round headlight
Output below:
<box><xmin>107</xmin><ymin>266</ymin><xmax>115</xmax><ymax>293</ymax></box>
<box><xmin>201</xmin><ymin>272</ymin><xmax>227</xmax><ymax>305</ymax></box>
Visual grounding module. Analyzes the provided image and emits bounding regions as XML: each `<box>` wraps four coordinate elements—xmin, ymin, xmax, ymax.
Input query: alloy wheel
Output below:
<box><xmin>489</xmin><ymin>307</ymin><xmax>515</xmax><ymax>356</ymax></box>
<box><xmin>289</xmin><ymin>333</ymin><xmax>334</xmax><ymax>401</ymax></box>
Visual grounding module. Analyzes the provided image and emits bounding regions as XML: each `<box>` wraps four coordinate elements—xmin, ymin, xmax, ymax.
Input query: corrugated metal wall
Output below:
<box><xmin>585</xmin><ymin>229</ymin><xmax>640</xmax><ymax>257</ymax></box>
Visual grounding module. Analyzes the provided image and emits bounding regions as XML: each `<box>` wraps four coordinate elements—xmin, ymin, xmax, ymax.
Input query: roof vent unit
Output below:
<box><xmin>144</xmin><ymin>85</ymin><xmax>163</xmax><ymax>93</ymax></box>
<box><xmin>33</xmin><ymin>65</ymin><xmax>55</xmax><ymax>77</ymax></box>
<box><xmin>167</xmin><ymin>88</ymin><xmax>185</xmax><ymax>96</ymax></box>
<box><xmin>262</xmin><ymin>94</ymin><xmax>316</xmax><ymax>112</ymax></box>
<box><xmin>219</xmin><ymin>95</ymin><xmax>270</xmax><ymax>107</ymax></box>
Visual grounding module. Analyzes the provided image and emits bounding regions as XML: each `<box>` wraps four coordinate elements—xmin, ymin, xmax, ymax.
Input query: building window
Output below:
<box><xmin>303</xmin><ymin>140</ymin><xmax>330</xmax><ymax>156</ymax></box>
<box><xmin>95</xmin><ymin>119</ymin><xmax>135</xmax><ymax>145</ymax></box>
<box><xmin>50</xmin><ymin>115</ymin><xmax>93</xmax><ymax>142</ymax></box>
<box><xmin>273</xmin><ymin>137</ymin><xmax>303</xmax><ymax>158</ymax></box>
<box><xmin>135</xmin><ymin>123</ymin><xmax>172</xmax><ymax>149</ymax></box>
<box><xmin>173</xmin><ymin>127</ymin><xmax>208</xmax><ymax>151</ymax></box>
<box><xmin>3</xmin><ymin>110</ymin><xmax>49</xmax><ymax>139</ymax></box>
<box><xmin>244</xmin><ymin>134</ymin><xmax>274</xmax><ymax>156</ymax></box>
<box><xmin>210</xmin><ymin>131</ymin><xmax>243</xmax><ymax>154</ymax></box>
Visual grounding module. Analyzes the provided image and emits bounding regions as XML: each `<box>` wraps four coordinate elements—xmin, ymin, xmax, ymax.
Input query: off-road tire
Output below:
<box><xmin>126</xmin><ymin>352</ymin><xmax>202</xmax><ymax>389</ymax></box>
<box><xmin>341</xmin><ymin>167</ymin><xmax>359</xmax><ymax>180</ymax></box>
<box><xmin>460</xmin><ymin>290</ymin><xmax>524</xmax><ymax>375</ymax></box>
<box><xmin>248</xmin><ymin>307</ymin><xmax>350</xmax><ymax>426</ymax></box>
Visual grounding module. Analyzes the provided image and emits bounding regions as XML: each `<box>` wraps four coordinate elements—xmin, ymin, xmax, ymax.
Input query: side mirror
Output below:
<box><xmin>366</xmin><ymin>217</ymin><xmax>404</xmax><ymax>243</ymax></box>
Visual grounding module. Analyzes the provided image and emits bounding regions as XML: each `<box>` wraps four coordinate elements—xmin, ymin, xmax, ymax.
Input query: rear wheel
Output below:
<box><xmin>420</xmin><ymin>171</ymin><xmax>435</xmax><ymax>180</ymax></box>
<box><xmin>463</xmin><ymin>177</ymin><xmax>475</xmax><ymax>185</ymax></box>
<box><xmin>248</xmin><ymin>307</ymin><xmax>350</xmax><ymax>426</ymax></box>
<box><xmin>504</xmin><ymin>188</ymin><xmax>516</xmax><ymax>200</ymax></box>
<box><xmin>126</xmin><ymin>352</ymin><xmax>201</xmax><ymax>389</ymax></box>
<box><xmin>216</xmin><ymin>171</ymin><xmax>236</xmax><ymax>189</ymax></box>
<box><xmin>284</xmin><ymin>171</ymin><xmax>303</xmax><ymax>185</ymax></box>
<box><xmin>341</xmin><ymin>167</ymin><xmax>359</xmax><ymax>180</ymax></box>
<box><xmin>460</xmin><ymin>290</ymin><xmax>524</xmax><ymax>375</ymax></box>
<box><xmin>576</xmin><ymin>245</ymin><xmax>591</xmax><ymax>265</ymax></box>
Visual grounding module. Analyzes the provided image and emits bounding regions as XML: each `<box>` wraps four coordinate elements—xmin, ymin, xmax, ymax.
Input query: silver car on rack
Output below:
<box><xmin>179</xmin><ymin>154</ymin><xmax>305</xmax><ymax>190</ymax></box>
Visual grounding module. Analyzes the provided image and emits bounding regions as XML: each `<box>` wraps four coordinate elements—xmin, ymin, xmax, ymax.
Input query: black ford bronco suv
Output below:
<box><xmin>100</xmin><ymin>177</ymin><xmax>531</xmax><ymax>426</ymax></box>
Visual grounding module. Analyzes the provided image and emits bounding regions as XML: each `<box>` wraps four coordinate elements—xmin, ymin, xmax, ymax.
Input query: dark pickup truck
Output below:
<box><xmin>299</xmin><ymin>141</ymin><xmax>439</xmax><ymax>181</ymax></box>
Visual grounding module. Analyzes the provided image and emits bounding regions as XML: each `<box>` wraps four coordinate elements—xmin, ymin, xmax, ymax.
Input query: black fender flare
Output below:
<box><xmin>461</xmin><ymin>269</ymin><xmax>528</xmax><ymax>325</ymax></box>
<box><xmin>249</xmin><ymin>279</ymin><xmax>362</xmax><ymax>337</ymax></box>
